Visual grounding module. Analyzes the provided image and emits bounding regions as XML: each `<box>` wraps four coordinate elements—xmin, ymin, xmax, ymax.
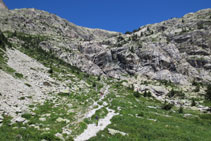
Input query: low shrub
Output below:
<box><xmin>162</xmin><ymin>101</ymin><xmax>174</xmax><ymax>110</ymax></box>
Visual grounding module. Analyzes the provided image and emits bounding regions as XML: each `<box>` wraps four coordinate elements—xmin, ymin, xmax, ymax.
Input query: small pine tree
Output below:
<box><xmin>144</xmin><ymin>90</ymin><xmax>148</xmax><ymax>97</ymax></box>
<box><xmin>178</xmin><ymin>106</ymin><xmax>184</xmax><ymax>114</ymax></box>
<box><xmin>191</xmin><ymin>98</ymin><xmax>196</xmax><ymax>106</ymax></box>
<box><xmin>205</xmin><ymin>84</ymin><xmax>211</xmax><ymax>101</ymax></box>
<box><xmin>130</xmin><ymin>84</ymin><xmax>134</xmax><ymax>91</ymax></box>
<box><xmin>133</xmin><ymin>91</ymin><xmax>140</xmax><ymax>98</ymax></box>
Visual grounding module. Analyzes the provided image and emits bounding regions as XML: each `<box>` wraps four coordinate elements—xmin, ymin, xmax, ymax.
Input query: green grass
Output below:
<box><xmin>89</xmin><ymin>83</ymin><xmax>211</xmax><ymax>141</ymax></box>
<box><xmin>0</xmin><ymin>31</ymin><xmax>25</xmax><ymax>79</ymax></box>
<box><xmin>0</xmin><ymin>115</ymin><xmax>61</xmax><ymax>141</ymax></box>
<box><xmin>15</xmin><ymin>72</ymin><xmax>24</xmax><ymax>79</ymax></box>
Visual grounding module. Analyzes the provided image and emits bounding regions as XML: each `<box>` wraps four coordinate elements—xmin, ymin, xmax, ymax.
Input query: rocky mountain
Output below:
<box><xmin>0</xmin><ymin>8</ymin><xmax>211</xmax><ymax>85</ymax></box>
<box><xmin>0</xmin><ymin>4</ymin><xmax>211</xmax><ymax>141</ymax></box>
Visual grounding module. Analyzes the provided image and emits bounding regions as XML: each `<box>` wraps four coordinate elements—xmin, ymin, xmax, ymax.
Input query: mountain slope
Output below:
<box><xmin>0</xmin><ymin>7</ymin><xmax>211</xmax><ymax>140</ymax></box>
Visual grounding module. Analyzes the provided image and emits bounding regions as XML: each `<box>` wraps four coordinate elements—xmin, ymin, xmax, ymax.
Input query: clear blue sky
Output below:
<box><xmin>4</xmin><ymin>0</ymin><xmax>211</xmax><ymax>33</ymax></box>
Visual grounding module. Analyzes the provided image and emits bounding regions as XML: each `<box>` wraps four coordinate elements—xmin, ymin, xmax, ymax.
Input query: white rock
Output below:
<box><xmin>14</xmin><ymin>117</ymin><xmax>25</xmax><ymax>123</ymax></box>
<box><xmin>108</xmin><ymin>128</ymin><xmax>128</xmax><ymax>136</ymax></box>
<box><xmin>56</xmin><ymin>117</ymin><xmax>70</xmax><ymax>123</ymax></box>
<box><xmin>55</xmin><ymin>133</ymin><xmax>65</xmax><ymax>141</ymax></box>
<box><xmin>39</xmin><ymin>117</ymin><xmax>46</xmax><ymax>121</ymax></box>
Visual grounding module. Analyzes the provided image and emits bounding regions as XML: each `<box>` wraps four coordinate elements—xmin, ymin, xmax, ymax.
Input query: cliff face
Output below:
<box><xmin>107</xmin><ymin>9</ymin><xmax>211</xmax><ymax>84</ymax></box>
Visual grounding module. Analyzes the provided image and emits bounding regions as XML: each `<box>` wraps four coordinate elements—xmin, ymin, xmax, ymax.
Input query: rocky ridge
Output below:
<box><xmin>0</xmin><ymin>8</ymin><xmax>210</xmax><ymax>84</ymax></box>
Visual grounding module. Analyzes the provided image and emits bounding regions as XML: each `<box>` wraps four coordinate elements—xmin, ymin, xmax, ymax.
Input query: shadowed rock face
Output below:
<box><xmin>0</xmin><ymin>0</ymin><xmax>8</xmax><ymax>10</ymax></box>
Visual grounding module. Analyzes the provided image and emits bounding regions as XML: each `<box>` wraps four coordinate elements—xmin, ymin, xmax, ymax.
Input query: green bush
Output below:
<box><xmin>15</xmin><ymin>73</ymin><xmax>24</xmax><ymax>79</ymax></box>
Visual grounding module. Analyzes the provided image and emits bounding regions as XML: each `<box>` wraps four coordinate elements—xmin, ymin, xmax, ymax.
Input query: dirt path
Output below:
<box><xmin>74</xmin><ymin>108</ymin><xmax>118</xmax><ymax>141</ymax></box>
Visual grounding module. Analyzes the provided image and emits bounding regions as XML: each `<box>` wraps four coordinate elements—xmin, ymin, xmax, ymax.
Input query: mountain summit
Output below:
<box><xmin>0</xmin><ymin>0</ymin><xmax>8</xmax><ymax>10</ymax></box>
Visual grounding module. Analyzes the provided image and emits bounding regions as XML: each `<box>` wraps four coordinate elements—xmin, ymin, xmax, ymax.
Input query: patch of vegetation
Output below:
<box><xmin>15</xmin><ymin>72</ymin><xmax>24</xmax><ymax>79</ymax></box>
<box><xmin>0</xmin><ymin>31</ymin><xmax>10</xmax><ymax>70</ymax></box>
<box><xmin>158</xmin><ymin>79</ymin><xmax>176</xmax><ymax>87</ymax></box>
<box><xmin>19</xmin><ymin>97</ymin><xmax>25</xmax><ymax>100</ymax></box>
<box><xmin>0</xmin><ymin>31</ymin><xmax>25</xmax><ymax>78</ymax></box>
<box><xmin>0</xmin><ymin>114</ymin><xmax>61</xmax><ymax>141</ymax></box>
<box><xmin>24</xmin><ymin>83</ymin><xmax>31</xmax><ymax>87</ymax></box>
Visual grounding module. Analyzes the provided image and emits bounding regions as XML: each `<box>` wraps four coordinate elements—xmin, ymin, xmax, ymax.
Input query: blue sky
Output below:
<box><xmin>4</xmin><ymin>0</ymin><xmax>211</xmax><ymax>33</ymax></box>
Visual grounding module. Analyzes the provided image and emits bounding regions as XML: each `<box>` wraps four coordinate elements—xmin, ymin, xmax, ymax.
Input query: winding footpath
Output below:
<box><xmin>74</xmin><ymin>85</ymin><xmax>119</xmax><ymax>141</ymax></box>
